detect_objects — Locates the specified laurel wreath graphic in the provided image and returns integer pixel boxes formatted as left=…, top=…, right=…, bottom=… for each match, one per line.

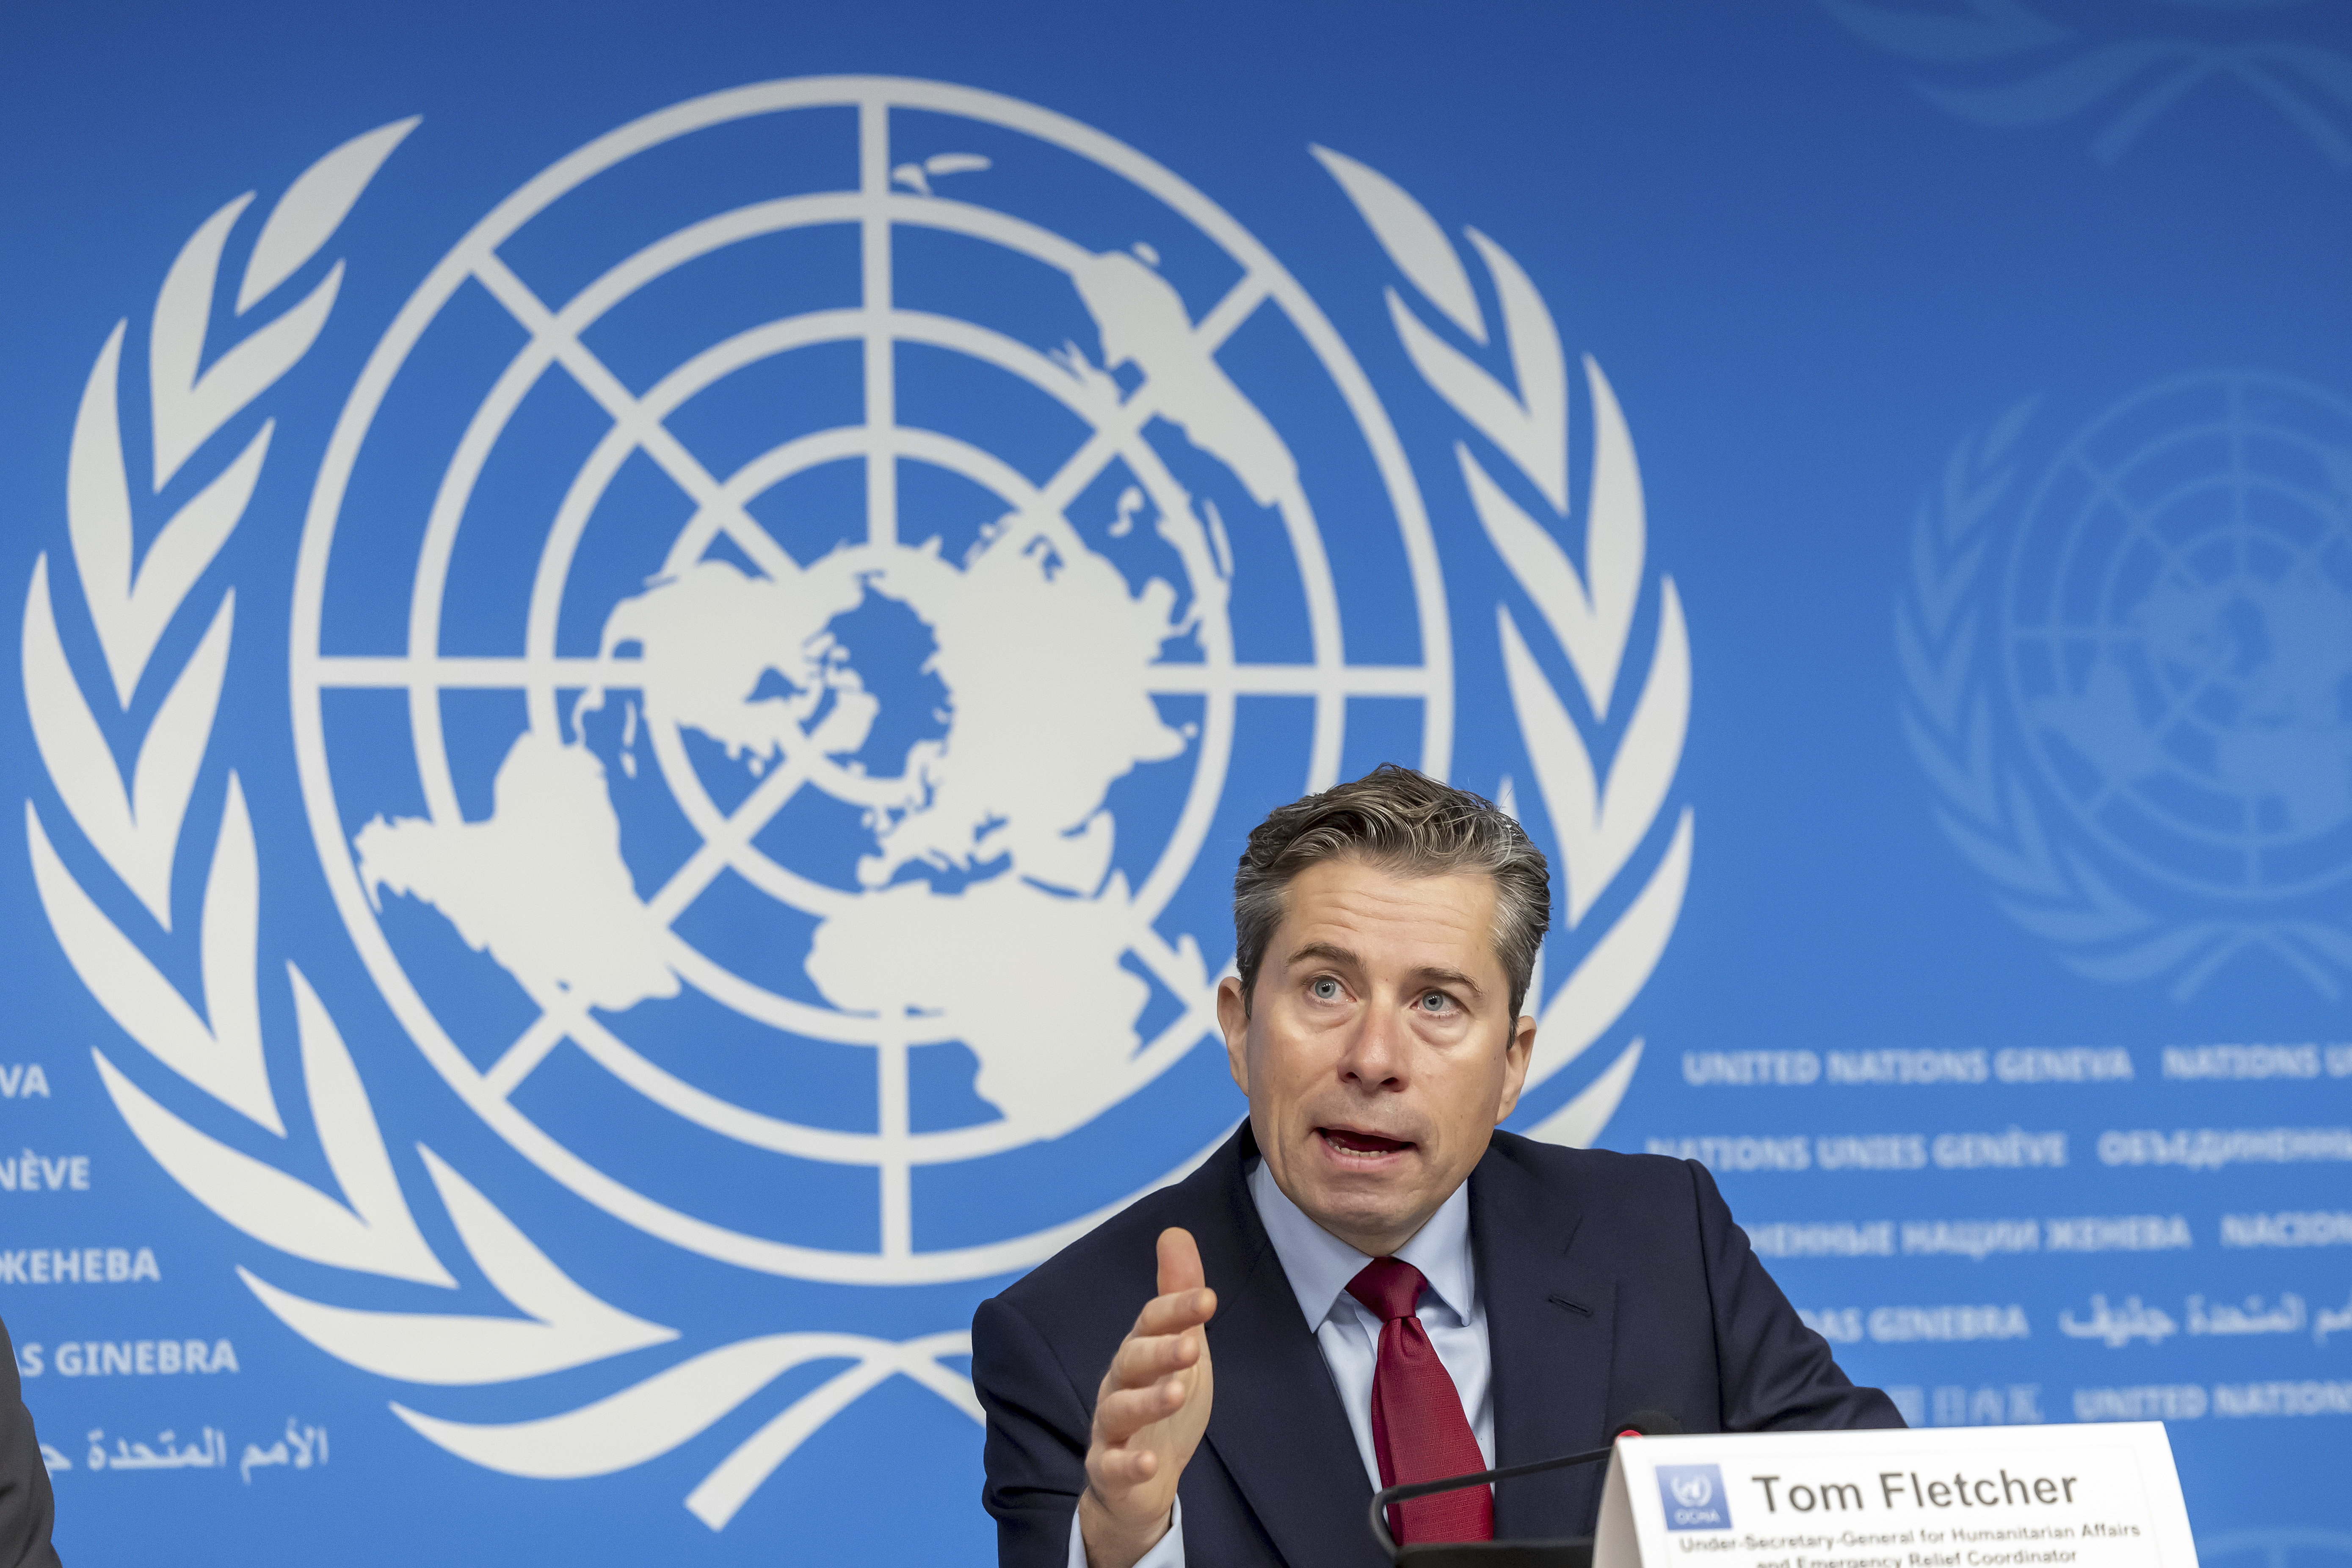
left=1895, top=404, right=2352, bottom=1001
left=1819, top=0, right=2352, bottom=168
left=1317, top=149, right=1695, bottom=1145
left=25, top=119, right=1692, bottom=1534
left=20, top=121, right=979, bottom=1532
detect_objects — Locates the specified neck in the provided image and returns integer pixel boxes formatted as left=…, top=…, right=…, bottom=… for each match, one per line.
left=1323, top=1213, right=1429, bottom=1258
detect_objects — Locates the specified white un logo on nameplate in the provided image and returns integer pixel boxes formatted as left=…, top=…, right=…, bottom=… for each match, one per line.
left=1657, top=1464, right=1732, bottom=1531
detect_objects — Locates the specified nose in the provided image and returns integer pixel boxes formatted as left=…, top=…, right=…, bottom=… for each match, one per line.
left=1337, top=1002, right=1407, bottom=1093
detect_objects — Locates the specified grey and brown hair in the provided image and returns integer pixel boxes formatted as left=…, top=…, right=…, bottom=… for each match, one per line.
left=1232, top=764, right=1551, bottom=1019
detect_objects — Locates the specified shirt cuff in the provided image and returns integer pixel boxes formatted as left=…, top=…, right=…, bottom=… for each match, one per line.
left=1067, top=1496, right=1186, bottom=1568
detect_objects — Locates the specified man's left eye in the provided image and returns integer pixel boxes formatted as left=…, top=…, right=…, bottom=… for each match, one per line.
left=1419, top=992, right=1450, bottom=1011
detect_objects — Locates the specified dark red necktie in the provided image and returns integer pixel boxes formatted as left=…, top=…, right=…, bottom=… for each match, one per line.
left=1347, top=1256, right=1494, bottom=1544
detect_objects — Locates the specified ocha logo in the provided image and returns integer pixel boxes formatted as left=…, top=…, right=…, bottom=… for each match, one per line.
left=22, top=77, right=1691, bottom=1523
left=1899, top=372, right=2352, bottom=1000
left=1658, top=1463, right=1731, bottom=1531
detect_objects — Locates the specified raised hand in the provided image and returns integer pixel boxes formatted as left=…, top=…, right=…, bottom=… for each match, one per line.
left=1078, top=1227, right=1217, bottom=1568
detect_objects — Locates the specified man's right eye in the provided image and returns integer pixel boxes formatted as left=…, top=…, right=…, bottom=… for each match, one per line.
left=1309, top=977, right=1341, bottom=1000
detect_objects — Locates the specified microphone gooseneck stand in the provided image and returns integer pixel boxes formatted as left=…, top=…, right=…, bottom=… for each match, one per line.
left=1367, top=1412, right=1684, bottom=1568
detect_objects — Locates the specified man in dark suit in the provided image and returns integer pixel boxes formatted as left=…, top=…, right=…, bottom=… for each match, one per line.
left=973, top=767, right=1899, bottom=1568
left=0, top=1317, right=61, bottom=1568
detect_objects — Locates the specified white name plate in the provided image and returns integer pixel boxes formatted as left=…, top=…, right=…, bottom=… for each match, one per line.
left=1593, top=1424, right=2195, bottom=1568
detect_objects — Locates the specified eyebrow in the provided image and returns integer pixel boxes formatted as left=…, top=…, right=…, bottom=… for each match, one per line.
left=1284, top=943, right=1487, bottom=999
left=1285, top=941, right=1362, bottom=972
left=1414, top=966, right=1486, bottom=999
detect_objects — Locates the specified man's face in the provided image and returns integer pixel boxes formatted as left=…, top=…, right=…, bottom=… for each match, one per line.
left=1217, top=856, right=1535, bottom=1258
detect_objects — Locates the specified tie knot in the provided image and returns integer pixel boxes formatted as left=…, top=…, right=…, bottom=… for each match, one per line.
left=1347, top=1256, right=1427, bottom=1322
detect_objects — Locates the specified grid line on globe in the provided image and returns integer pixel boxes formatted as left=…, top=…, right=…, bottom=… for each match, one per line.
left=288, top=79, right=1453, bottom=1284
left=2000, top=371, right=2352, bottom=902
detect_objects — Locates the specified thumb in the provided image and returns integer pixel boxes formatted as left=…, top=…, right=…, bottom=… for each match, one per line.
left=1156, top=1226, right=1205, bottom=1298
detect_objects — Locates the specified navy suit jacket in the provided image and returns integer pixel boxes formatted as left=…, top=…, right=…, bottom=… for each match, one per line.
left=0, top=1318, right=58, bottom=1568
left=972, top=1124, right=1902, bottom=1567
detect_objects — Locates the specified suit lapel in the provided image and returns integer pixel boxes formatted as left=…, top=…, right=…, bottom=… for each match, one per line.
left=1198, top=1128, right=1380, bottom=1568
left=1472, top=1141, right=1618, bottom=1540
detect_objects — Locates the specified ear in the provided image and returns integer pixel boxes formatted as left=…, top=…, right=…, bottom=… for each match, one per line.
left=1217, top=974, right=1251, bottom=1093
left=1493, top=1009, right=1537, bottom=1124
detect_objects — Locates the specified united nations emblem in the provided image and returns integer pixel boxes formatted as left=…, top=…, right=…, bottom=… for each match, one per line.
left=23, top=77, right=1689, bottom=1526
left=1900, top=373, right=2352, bottom=997
left=297, top=76, right=1456, bottom=1286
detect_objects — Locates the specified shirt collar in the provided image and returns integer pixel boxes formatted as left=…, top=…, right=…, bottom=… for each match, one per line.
left=1247, top=1155, right=1477, bottom=1331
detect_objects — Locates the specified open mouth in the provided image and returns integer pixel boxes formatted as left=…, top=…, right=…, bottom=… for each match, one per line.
left=1320, top=1126, right=1413, bottom=1157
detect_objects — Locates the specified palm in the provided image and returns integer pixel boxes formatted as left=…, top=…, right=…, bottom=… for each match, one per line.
left=1080, top=1227, right=1217, bottom=1568
left=1123, top=1288, right=1213, bottom=1511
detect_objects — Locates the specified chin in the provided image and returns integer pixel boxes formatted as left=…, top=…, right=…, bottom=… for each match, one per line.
left=1297, top=1182, right=1410, bottom=1237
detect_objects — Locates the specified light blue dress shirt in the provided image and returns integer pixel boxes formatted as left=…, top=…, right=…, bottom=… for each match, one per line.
left=1066, top=1160, right=1493, bottom=1568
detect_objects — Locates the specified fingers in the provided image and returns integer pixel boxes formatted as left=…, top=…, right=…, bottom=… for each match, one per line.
left=1111, top=1325, right=1201, bottom=1387
left=1094, top=1372, right=1199, bottom=1445
left=1155, top=1227, right=1205, bottom=1298
left=1126, top=1284, right=1216, bottom=1342
left=1089, top=1443, right=1161, bottom=1488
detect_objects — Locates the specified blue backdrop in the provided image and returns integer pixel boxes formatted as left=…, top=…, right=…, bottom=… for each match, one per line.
left=3, top=3, right=2349, bottom=1563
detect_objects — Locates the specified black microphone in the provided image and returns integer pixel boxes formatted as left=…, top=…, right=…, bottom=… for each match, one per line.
left=1368, top=1411, right=1686, bottom=1566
